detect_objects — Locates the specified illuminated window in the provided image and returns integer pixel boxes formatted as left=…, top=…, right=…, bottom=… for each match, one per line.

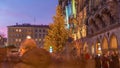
left=110, top=35, right=118, bottom=49
left=16, top=39, right=18, bottom=42
left=102, top=37, right=108, bottom=49
left=26, top=35, right=31, bottom=39
left=35, top=39, right=38, bottom=41
left=16, top=29, right=19, bottom=32
left=19, top=29, right=22, bottom=32
left=19, top=39, right=21, bottom=42
left=39, top=39, right=41, bottom=41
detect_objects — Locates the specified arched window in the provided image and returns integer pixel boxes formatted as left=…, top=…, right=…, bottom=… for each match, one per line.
left=110, top=34, right=118, bottom=49
left=102, top=37, right=108, bottom=49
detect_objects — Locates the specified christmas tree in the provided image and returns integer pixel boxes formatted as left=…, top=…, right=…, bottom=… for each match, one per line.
left=44, top=5, right=69, bottom=53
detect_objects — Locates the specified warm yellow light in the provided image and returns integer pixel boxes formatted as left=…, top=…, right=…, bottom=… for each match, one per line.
left=26, top=35, right=31, bottom=39
left=98, top=54, right=101, bottom=56
left=19, top=48, right=26, bottom=56
left=16, top=39, right=18, bottom=42
left=98, top=43, right=100, bottom=45
left=16, top=29, right=19, bottom=32
left=19, top=29, right=22, bottom=32
left=19, top=39, right=21, bottom=42
left=98, top=47, right=101, bottom=50
left=39, top=39, right=41, bottom=41
left=35, top=39, right=38, bottom=41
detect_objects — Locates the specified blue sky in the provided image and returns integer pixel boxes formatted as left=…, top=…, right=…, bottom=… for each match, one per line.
left=0, top=0, right=58, bottom=36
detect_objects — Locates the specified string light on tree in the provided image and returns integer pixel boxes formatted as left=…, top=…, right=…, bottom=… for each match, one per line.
left=49, top=46, right=53, bottom=53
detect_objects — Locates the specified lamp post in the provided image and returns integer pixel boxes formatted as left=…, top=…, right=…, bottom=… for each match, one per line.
left=26, top=35, right=31, bottom=39
left=97, top=42, right=102, bottom=56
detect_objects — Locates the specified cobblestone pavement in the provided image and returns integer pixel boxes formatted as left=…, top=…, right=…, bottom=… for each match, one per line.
left=0, top=59, right=95, bottom=68
left=49, top=59, right=95, bottom=68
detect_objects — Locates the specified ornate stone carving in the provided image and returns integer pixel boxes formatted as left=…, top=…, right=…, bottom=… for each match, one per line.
left=107, top=0, right=119, bottom=22
left=94, top=13, right=104, bottom=29
left=88, top=17, right=98, bottom=33
left=87, top=27, right=94, bottom=35
left=100, top=7, right=111, bottom=26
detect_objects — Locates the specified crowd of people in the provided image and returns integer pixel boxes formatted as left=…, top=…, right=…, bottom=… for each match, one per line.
left=1, top=38, right=120, bottom=68
left=94, top=51, right=119, bottom=68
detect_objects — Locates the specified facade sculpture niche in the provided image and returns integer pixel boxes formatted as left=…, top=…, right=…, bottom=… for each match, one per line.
left=100, top=7, right=111, bottom=26
left=107, top=0, right=119, bottom=22
left=94, top=13, right=104, bottom=29
left=88, top=17, right=98, bottom=34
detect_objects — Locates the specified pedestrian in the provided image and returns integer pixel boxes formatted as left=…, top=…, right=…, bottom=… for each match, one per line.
left=101, top=54, right=109, bottom=68
left=108, top=51, right=114, bottom=68
left=112, top=51, right=119, bottom=68
left=95, top=55, right=101, bottom=68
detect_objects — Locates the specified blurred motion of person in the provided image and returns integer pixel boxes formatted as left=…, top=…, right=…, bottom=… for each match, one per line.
left=95, top=55, right=101, bottom=68
left=19, top=38, right=37, bottom=56
left=101, top=54, right=109, bottom=68
left=14, top=38, right=51, bottom=68
left=113, top=51, right=119, bottom=68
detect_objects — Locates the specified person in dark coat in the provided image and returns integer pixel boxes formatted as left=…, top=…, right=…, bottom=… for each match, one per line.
left=108, top=54, right=114, bottom=68
left=101, top=54, right=109, bottom=68
left=112, top=51, right=119, bottom=68
left=95, top=55, right=101, bottom=68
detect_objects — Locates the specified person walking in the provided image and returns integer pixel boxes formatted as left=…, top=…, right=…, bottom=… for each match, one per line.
left=101, top=54, right=109, bottom=68
left=108, top=53, right=114, bottom=68
left=95, top=55, right=101, bottom=68
left=112, top=51, right=119, bottom=68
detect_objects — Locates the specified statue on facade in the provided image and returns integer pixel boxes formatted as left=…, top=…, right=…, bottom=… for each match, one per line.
left=88, top=17, right=99, bottom=33
left=107, top=0, right=119, bottom=23
left=94, top=13, right=104, bottom=29
left=100, top=7, right=111, bottom=26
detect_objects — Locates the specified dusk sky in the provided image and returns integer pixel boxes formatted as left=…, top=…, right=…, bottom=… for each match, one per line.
left=0, top=0, right=58, bottom=36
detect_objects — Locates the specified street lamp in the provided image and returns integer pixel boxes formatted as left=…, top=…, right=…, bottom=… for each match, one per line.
left=26, top=35, right=31, bottom=39
left=97, top=42, right=102, bottom=56
left=98, top=43, right=101, bottom=50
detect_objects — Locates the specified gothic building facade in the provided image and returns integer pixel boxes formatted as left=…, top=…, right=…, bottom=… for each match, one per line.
left=59, top=0, right=120, bottom=55
left=84, top=0, right=120, bottom=55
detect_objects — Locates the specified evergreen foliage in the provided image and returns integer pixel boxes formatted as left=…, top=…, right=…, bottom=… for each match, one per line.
left=44, top=5, right=69, bottom=53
